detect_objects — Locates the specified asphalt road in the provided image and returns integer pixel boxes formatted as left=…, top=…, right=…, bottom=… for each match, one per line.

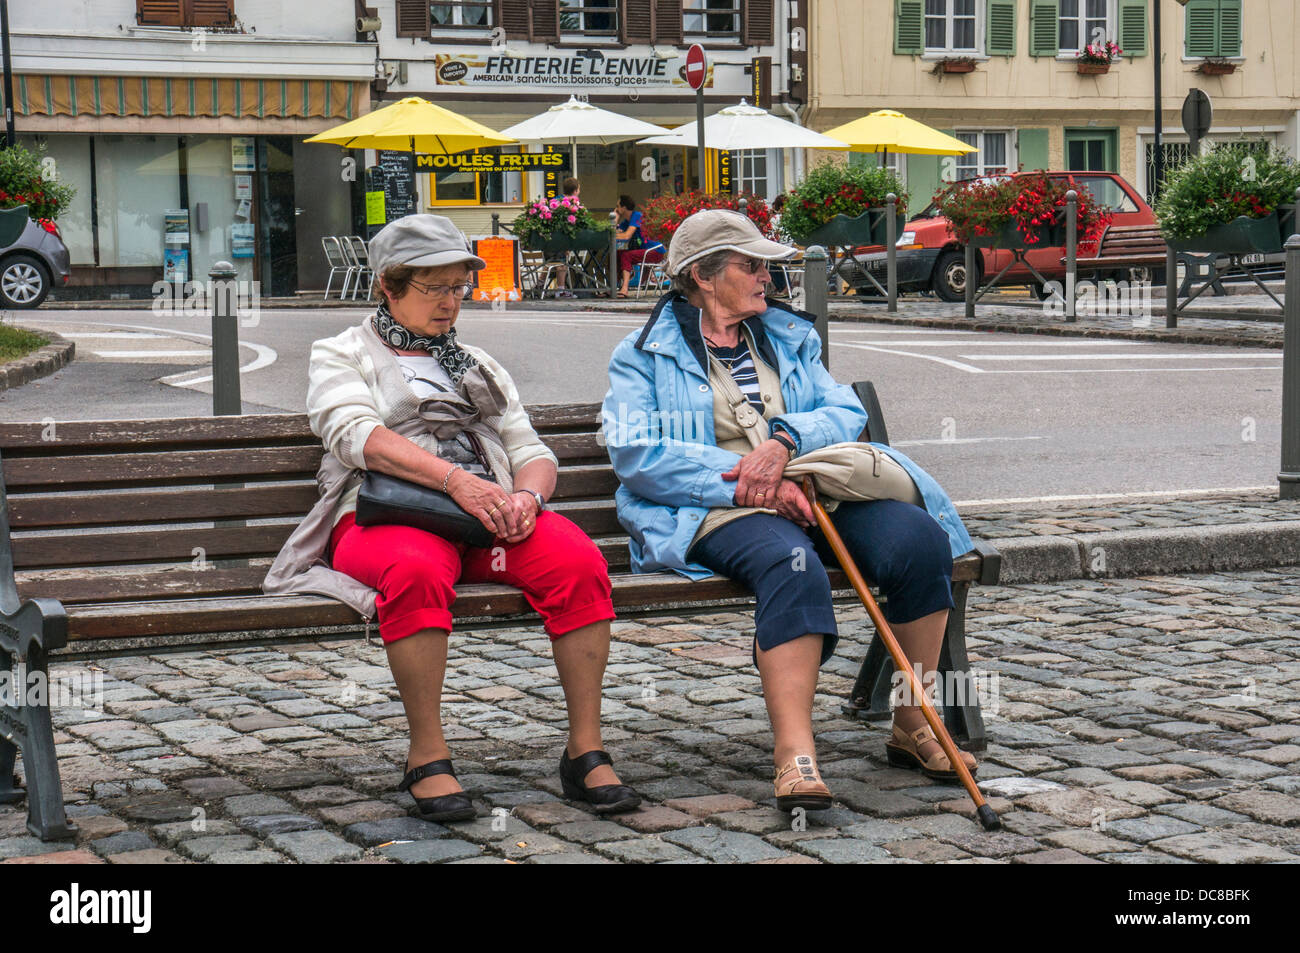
left=3, top=305, right=1284, bottom=504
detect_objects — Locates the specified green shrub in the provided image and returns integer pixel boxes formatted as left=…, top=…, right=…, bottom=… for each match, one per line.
left=0, top=143, right=76, bottom=223
left=779, top=160, right=908, bottom=243
left=1155, top=144, right=1300, bottom=240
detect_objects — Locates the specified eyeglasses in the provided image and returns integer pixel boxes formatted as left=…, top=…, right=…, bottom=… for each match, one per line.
left=728, top=256, right=769, bottom=275
left=407, top=278, right=473, bottom=299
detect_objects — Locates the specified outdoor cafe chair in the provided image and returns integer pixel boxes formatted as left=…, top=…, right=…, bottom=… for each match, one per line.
left=341, top=236, right=373, bottom=300
left=321, top=236, right=354, bottom=299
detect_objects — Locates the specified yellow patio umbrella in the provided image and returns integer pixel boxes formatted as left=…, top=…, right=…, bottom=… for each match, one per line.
left=820, top=109, right=976, bottom=166
left=304, top=96, right=515, bottom=154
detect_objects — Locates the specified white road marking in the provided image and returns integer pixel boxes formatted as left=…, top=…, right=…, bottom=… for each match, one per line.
left=90, top=350, right=211, bottom=358
left=954, top=486, right=1276, bottom=508
left=835, top=342, right=984, bottom=373
left=893, top=436, right=1046, bottom=447
left=834, top=339, right=1147, bottom=347
left=981, top=365, right=1281, bottom=374
left=58, top=331, right=171, bottom=339
left=966, top=353, right=1281, bottom=361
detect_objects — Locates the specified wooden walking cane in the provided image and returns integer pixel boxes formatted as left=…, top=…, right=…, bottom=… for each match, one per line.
left=801, top=478, right=1000, bottom=831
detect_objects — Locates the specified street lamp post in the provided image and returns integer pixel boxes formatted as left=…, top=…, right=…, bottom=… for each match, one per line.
left=1152, top=0, right=1163, bottom=202
left=1, top=0, right=15, bottom=148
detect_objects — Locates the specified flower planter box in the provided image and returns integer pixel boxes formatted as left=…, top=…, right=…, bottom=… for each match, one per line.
left=1197, top=61, right=1237, bottom=76
left=524, top=228, right=613, bottom=256
left=1076, top=62, right=1110, bottom=75
left=796, top=207, right=908, bottom=249
left=0, top=204, right=29, bottom=248
left=968, top=220, right=1066, bottom=250
left=940, top=60, right=976, bottom=74
left=1164, top=208, right=1296, bottom=256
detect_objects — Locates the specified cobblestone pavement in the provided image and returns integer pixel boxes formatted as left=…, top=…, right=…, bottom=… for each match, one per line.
left=4, top=566, right=1298, bottom=865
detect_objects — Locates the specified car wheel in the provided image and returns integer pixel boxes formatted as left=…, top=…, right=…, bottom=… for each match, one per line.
left=0, top=254, right=51, bottom=308
left=932, top=249, right=976, bottom=302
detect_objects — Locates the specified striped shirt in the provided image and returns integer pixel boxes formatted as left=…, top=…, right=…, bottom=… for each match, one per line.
left=707, top=337, right=765, bottom=417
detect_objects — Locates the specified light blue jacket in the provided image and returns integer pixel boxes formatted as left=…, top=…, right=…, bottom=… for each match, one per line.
left=602, top=294, right=974, bottom=579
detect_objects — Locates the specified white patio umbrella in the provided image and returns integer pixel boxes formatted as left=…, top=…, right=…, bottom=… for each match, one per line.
left=638, top=100, right=849, bottom=151
left=500, top=96, right=673, bottom=170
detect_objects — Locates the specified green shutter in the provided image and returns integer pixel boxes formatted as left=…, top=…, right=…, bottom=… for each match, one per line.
left=907, top=153, right=942, bottom=213
left=1117, top=0, right=1147, bottom=56
left=1185, top=0, right=1219, bottom=57
left=986, top=0, right=1017, bottom=56
left=894, top=0, right=924, bottom=55
left=1218, top=0, right=1242, bottom=57
left=1017, top=129, right=1050, bottom=173
left=1029, top=0, right=1059, bottom=57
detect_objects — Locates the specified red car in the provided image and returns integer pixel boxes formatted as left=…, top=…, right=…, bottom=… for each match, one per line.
left=841, top=171, right=1155, bottom=301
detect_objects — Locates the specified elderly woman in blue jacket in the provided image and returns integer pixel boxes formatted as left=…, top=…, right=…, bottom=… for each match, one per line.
left=603, top=209, right=978, bottom=811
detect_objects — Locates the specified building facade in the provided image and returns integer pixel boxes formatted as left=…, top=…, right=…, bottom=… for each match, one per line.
left=808, top=0, right=1300, bottom=214
left=9, top=1, right=375, bottom=297
left=369, top=0, right=799, bottom=236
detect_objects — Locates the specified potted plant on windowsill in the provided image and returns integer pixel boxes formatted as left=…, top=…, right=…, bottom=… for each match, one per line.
left=936, top=171, right=1110, bottom=250
left=1156, top=144, right=1300, bottom=254
left=1197, top=57, right=1237, bottom=76
left=778, top=160, right=908, bottom=248
left=933, top=56, right=977, bottom=74
left=510, top=194, right=611, bottom=255
left=1075, top=41, right=1120, bottom=74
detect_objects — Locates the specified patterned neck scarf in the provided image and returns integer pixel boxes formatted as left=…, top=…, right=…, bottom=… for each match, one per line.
left=373, top=298, right=479, bottom=385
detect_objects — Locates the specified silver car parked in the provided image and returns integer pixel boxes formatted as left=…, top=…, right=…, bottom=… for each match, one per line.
left=1, top=218, right=70, bottom=309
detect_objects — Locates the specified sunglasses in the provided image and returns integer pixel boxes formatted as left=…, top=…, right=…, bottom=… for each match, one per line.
left=728, top=256, right=769, bottom=275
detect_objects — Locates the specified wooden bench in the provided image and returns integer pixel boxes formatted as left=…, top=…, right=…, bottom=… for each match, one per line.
left=0, top=382, right=1000, bottom=840
left=1066, top=223, right=1169, bottom=281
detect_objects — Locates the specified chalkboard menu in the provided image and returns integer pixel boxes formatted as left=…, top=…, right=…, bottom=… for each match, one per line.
left=377, top=150, right=417, bottom=221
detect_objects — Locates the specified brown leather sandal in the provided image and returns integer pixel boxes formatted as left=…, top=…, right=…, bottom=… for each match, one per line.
left=774, top=754, right=833, bottom=812
left=886, top=722, right=978, bottom=783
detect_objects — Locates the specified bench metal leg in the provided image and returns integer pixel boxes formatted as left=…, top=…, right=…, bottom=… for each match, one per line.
left=0, top=637, right=75, bottom=841
left=840, top=580, right=986, bottom=751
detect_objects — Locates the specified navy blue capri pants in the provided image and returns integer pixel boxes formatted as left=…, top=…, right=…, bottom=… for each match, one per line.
left=687, top=499, right=954, bottom=665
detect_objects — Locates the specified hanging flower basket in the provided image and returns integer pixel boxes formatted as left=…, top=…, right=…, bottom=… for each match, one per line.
left=936, top=171, right=1110, bottom=249
left=800, top=207, right=908, bottom=249
left=1076, top=62, right=1110, bottom=75
left=967, top=218, right=1066, bottom=250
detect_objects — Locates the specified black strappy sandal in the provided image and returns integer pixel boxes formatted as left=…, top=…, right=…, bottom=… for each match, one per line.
left=398, top=759, right=476, bottom=823
left=559, top=749, right=641, bottom=815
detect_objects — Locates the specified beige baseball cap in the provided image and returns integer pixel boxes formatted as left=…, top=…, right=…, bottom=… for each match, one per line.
left=368, top=214, right=486, bottom=274
left=666, top=208, right=795, bottom=277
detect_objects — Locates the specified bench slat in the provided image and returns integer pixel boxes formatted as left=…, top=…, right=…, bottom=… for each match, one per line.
left=2, top=447, right=323, bottom=488
left=7, top=484, right=321, bottom=529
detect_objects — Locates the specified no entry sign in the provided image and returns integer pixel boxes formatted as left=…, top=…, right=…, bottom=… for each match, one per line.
left=685, top=44, right=707, bottom=91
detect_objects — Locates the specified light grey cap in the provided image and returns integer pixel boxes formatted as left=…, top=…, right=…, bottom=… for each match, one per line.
left=368, top=214, right=486, bottom=274
left=666, top=208, right=795, bottom=277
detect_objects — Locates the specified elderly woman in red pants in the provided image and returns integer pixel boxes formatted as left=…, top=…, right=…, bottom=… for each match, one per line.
left=265, top=214, right=640, bottom=822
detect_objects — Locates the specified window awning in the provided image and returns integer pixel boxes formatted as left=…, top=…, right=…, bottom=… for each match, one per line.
left=8, top=75, right=363, bottom=120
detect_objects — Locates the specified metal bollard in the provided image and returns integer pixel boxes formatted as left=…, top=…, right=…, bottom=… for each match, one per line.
left=608, top=209, right=619, bottom=300
left=803, top=245, right=830, bottom=369
left=491, top=212, right=500, bottom=236
left=1065, top=190, right=1077, bottom=323
left=964, top=242, right=975, bottom=319
left=886, top=193, right=898, bottom=313
left=1280, top=233, right=1300, bottom=499
left=738, top=196, right=748, bottom=214
left=209, top=260, right=241, bottom=416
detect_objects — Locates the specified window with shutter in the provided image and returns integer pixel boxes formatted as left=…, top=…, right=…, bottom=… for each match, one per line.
left=498, top=0, right=532, bottom=38
left=137, top=0, right=185, bottom=25
left=1218, top=0, right=1241, bottom=57
left=1028, top=0, right=1059, bottom=56
left=531, top=0, right=560, bottom=41
left=894, top=0, right=923, bottom=55
left=742, top=0, right=774, bottom=46
left=654, top=0, right=683, bottom=43
left=394, top=0, right=431, bottom=36
left=1184, top=0, right=1218, bottom=57
left=986, top=0, right=1017, bottom=56
left=1117, top=0, right=1147, bottom=56
left=188, top=0, right=234, bottom=26
left=622, top=0, right=654, bottom=42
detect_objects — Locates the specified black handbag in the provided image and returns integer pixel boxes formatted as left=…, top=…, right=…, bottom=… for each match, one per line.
left=355, top=471, right=495, bottom=548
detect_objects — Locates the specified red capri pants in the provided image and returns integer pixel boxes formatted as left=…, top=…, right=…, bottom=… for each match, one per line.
left=328, top=510, right=615, bottom=644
